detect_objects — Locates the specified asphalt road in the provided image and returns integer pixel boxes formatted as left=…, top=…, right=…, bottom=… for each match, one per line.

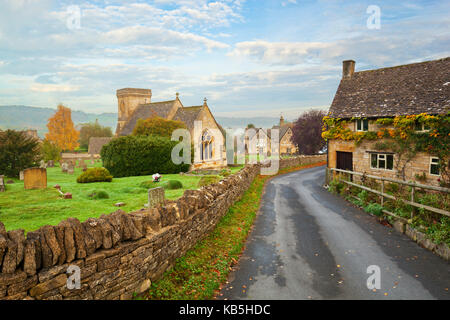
left=219, top=165, right=450, bottom=300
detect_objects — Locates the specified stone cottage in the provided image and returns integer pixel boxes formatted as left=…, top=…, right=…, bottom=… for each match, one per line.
left=326, top=57, right=450, bottom=186
left=115, top=88, right=227, bottom=169
left=245, top=116, right=298, bottom=156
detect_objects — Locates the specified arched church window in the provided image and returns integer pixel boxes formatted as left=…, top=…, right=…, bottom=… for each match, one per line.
left=201, top=130, right=213, bottom=161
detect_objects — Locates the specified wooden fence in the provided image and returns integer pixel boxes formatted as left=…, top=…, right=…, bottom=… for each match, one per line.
left=328, top=168, right=450, bottom=222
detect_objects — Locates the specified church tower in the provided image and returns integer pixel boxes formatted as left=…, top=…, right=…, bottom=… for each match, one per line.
left=116, top=88, right=152, bottom=135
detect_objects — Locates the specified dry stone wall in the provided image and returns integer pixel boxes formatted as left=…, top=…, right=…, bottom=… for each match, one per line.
left=0, top=155, right=325, bottom=300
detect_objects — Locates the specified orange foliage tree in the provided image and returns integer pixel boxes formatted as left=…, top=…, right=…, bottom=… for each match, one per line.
left=45, top=104, right=80, bottom=151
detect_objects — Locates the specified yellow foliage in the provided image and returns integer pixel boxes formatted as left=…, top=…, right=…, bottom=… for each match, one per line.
left=45, top=104, right=80, bottom=151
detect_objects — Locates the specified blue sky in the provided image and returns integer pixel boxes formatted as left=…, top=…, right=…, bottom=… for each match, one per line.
left=0, top=0, right=448, bottom=119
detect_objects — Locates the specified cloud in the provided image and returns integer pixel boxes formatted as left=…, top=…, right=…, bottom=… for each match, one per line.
left=30, top=83, right=80, bottom=93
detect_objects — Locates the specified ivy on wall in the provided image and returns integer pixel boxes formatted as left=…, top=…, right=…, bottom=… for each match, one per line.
left=322, top=113, right=450, bottom=186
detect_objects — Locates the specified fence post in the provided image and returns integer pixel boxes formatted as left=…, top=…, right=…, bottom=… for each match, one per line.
left=411, top=185, right=415, bottom=219
left=381, top=179, right=384, bottom=207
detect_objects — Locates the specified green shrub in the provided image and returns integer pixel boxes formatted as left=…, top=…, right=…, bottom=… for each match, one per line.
left=197, top=175, right=221, bottom=188
left=77, top=167, right=113, bottom=183
left=364, top=202, right=383, bottom=217
left=163, top=180, right=183, bottom=190
left=86, top=189, right=110, bottom=200
left=101, top=135, right=191, bottom=178
left=220, top=168, right=232, bottom=177
left=328, top=178, right=344, bottom=194
left=139, top=180, right=160, bottom=189
left=357, top=190, right=369, bottom=204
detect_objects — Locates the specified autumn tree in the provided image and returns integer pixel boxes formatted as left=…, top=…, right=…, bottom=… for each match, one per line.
left=0, top=130, right=41, bottom=177
left=132, top=116, right=187, bottom=138
left=45, top=104, right=80, bottom=151
left=79, top=120, right=113, bottom=149
left=292, top=109, right=327, bottom=155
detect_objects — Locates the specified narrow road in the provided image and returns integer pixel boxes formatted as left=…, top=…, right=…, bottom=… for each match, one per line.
left=220, top=165, right=450, bottom=300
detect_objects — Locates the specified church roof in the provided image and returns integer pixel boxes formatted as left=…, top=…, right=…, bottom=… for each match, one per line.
left=329, top=57, right=450, bottom=118
left=88, top=137, right=113, bottom=155
left=119, top=100, right=177, bottom=136
left=173, top=106, right=203, bottom=131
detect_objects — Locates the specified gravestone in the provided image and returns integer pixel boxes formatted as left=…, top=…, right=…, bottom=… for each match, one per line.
left=148, top=187, right=165, bottom=208
left=79, top=159, right=86, bottom=169
left=39, top=160, right=47, bottom=169
left=24, top=168, right=47, bottom=190
left=61, top=162, right=68, bottom=173
left=47, top=160, right=54, bottom=167
left=67, top=165, right=74, bottom=175
left=19, top=171, right=24, bottom=181
left=0, top=175, right=5, bottom=192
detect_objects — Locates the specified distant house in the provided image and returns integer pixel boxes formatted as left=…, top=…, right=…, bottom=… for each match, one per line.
left=115, top=88, right=226, bottom=169
left=88, top=137, right=113, bottom=157
left=326, top=57, right=450, bottom=186
left=245, top=116, right=298, bottom=156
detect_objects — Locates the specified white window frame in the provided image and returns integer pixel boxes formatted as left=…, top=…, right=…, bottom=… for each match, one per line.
left=370, top=153, right=394, bottom=171
left=429, top=157, right=440, bottom=176
left=415, top=122, right=430, bottom=132
left=356, top=119, right=369, bottom=132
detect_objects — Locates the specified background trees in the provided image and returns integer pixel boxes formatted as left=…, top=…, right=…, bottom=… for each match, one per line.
left=0, top=130, right=41, bottom=177
left=292, top=109, right=327, bottom=155
left=79, top=120, right=113, bottom=149
left=40, top=139, right=62, bottom=162
left=45, top=104, right=79, bottom=151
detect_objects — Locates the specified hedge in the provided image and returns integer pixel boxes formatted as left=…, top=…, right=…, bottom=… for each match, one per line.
left=100, top=135, right=191, bottom=178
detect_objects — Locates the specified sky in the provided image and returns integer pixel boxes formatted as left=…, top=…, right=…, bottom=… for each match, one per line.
left=0, top=0, right=449, bottom=119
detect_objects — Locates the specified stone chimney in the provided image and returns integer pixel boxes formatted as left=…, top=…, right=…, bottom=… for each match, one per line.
left=342, top=60, right=355, bottom=79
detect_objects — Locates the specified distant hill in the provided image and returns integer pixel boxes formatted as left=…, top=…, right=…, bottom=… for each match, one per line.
left=0, top=105, right=287, bottom=138
left=0, top=105, right=117, bottom=138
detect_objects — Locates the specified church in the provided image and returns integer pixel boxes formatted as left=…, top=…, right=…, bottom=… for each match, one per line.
left=115, top=88, right=227, bottom=170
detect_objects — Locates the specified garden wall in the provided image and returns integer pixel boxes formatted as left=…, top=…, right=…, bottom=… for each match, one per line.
left=0, top=155, right=325, bottom=300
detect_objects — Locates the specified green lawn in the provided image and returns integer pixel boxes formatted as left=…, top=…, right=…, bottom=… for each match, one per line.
left=0, top=163, right=242, bottom=233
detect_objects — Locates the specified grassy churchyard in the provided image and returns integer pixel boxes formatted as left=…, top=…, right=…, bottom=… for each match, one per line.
left=0, top=162, right=243, bottom=233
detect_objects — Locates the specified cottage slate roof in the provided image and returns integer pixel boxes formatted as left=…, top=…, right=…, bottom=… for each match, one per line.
left=88, top=137, right=113, bottom=155
left=329, top=57, right=450, bottom=118
left=119, top=100, right=177, bottom=136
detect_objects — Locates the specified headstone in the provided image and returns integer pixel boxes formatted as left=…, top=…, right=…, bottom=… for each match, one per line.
left=23, top=168, right=47, bottom=190
left=47, top=160, right=54, bottom=167
left=78, top=159, right=86, bottom=169
left=39, top=160, right=47, bottom=169
left=67, top=165, right=74, bottom=175
left=19, top=171, right=24, bottom=181
left=148, top=187, right=165, bottom=208
left=0, top=175, right=5, bottom=192
left=61, top=162, right=68, bottom=173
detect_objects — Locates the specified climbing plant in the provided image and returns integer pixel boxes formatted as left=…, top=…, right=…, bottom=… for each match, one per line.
left=322, top=113, right=450, bottom=186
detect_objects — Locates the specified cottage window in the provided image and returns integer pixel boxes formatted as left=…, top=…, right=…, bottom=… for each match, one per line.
left=356, top=119, right=369, bottom=132
left=370, top=153, right=393, bottom=170
left=430, top=157, right=440, bottom=176
left=415, top=122, right=430, bottom=132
